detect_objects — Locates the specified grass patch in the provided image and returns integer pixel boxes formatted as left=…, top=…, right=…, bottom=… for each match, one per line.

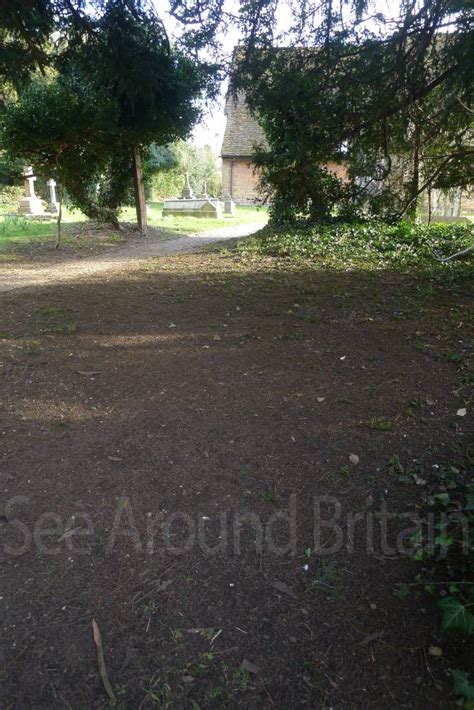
left=0, top=203, right=267, bottom=253
left=34, top=305, right=77, bottom=335
left=120, top=202, right=268, bottom=235
left=361, top=417, right=395, bottom=431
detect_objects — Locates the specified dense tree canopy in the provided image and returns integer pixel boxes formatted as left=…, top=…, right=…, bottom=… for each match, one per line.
left=1, top=0, right=472, bottom=226
left=231, top=0, right=473, bottom=222
left=0, top=0, right=219, bottom=228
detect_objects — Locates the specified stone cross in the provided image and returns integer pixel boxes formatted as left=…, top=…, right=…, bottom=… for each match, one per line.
left=181, top=171, right=194, bottom=199
left=47, top=179, right=59, bottom=214
left=18, top=166, right=44, bottom=215
left=23, top=166, right=37, bottom=198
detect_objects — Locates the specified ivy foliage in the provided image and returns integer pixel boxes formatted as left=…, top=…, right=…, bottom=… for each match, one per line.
left=238, top=221, right=474, bottom=272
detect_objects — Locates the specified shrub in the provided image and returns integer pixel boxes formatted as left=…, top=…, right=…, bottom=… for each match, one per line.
left=0, top=185, right=23, bottom=208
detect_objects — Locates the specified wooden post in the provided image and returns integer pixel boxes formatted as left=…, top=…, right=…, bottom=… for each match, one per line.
left=132, top=146, right=147, bottom=234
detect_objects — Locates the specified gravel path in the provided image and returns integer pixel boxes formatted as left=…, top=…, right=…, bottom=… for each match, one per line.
left=0, top=222, right=262, bottom=293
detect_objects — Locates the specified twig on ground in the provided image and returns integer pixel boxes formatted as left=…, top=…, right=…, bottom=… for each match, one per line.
left=92, top=618, right=117, bottom=706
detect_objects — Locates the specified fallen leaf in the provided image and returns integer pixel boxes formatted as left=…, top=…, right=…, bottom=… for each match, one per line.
left=242, top=658, right=260, bottom=674
left=108, top=456, right=122, bottom=462
left=428, top=645, right=443, bottom=657
left=317, top=397, right=326, bottom=403
left=77, top=370, right=101, bottom=377
left=359, top=630, right=384, bottom=646
left=457, top=408, right=467, bottom=417
left=272, top=580, right=298, bottom=599
left=349, top=454, right=359, bottom=465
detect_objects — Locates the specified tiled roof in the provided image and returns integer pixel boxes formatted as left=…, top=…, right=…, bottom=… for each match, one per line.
left=221, top=92, right=268, bottom=158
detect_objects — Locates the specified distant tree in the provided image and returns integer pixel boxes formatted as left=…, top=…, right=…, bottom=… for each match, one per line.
left=151, top=141, right=222, bottom=199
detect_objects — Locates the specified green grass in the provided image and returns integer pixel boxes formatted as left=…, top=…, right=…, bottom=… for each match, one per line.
left=0, top=202, right=268, bottom=253
left=120, top=201, right=268, bottom=234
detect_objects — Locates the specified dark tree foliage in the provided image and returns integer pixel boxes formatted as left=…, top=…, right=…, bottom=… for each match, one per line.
left=0, top=0, right=219, bottom=227
left=232, top=0, right=474, bottom=223
left=0, top=0, right=54, bottom=92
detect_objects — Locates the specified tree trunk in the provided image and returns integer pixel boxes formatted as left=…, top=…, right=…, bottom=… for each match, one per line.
left=407, top=122, right=420, bottom=221
left=453, top=187, right=462, bottom=218
left=55, top=196, right=62, bottom=249
left=132, top=146, right=147, bottom=235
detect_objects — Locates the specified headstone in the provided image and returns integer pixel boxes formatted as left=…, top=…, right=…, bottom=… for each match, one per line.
left=181, top=172, right=194, bottom=199
left=47, top=179, right=59, bottom=214
left=223, top=192, right=236, bottom=215
left=162, top=197, right=223, bottom=219
left=18, top=166, right=44, bottom=215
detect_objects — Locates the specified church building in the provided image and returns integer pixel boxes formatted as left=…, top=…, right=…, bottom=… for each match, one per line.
left=220, top=93, right=267, bottom=204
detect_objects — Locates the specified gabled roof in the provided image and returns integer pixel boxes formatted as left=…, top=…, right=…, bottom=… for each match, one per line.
left=221, top=91, right=267, bottom=158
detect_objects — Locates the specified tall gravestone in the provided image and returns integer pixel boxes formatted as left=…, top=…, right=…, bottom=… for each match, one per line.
left=181, top=171, right=194, bottom=199
left=18, top=167, right=44, bottom=215
left=47, top=179, right=59, bottom=214
left=223, top=192, right=236, bottom=215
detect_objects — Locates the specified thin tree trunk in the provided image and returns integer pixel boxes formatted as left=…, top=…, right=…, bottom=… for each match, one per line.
left=407, top=122, right=420, bottom=221
left=55, top=198, right=62, bottom=249
left=132, top=146, right=147, bottom=235
left=427, top=187, right=432, bottom=224
left=453, top=187, right=462, bottom=218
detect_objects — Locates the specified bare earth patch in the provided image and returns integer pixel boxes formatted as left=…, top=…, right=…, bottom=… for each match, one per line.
left=0, top=246, right=472, bottom=707
left=0, top=222, right=263, bottom=293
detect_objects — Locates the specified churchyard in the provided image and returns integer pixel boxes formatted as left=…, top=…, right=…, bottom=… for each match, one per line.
left=1, top=0, right=472, bottom=706
left=1, top=219, right=472, bottom=707
left=0, top=202, right=267, bottom=258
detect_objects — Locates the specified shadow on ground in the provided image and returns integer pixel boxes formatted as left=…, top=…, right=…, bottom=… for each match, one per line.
left=0, top=250, right=472, bottom=707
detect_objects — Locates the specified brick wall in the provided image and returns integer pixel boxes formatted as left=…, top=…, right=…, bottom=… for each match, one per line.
left=326, top=161, right=349, bottom=183
left=222, top=158, right=349, bottom=204
left=222, top=158, right=261, bottom=204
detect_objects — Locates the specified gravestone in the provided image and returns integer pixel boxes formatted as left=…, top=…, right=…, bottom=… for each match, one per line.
left=162, top=197, right=223, bottom=219
left=47, top=179, right=59, bottom=214
left=18, top=166, right=44, bottom=215
left=223, top=193, right=236, bottom=215
left=162, top=173, right=224, bottom=219
left=181, top=172, right=194, bottom=199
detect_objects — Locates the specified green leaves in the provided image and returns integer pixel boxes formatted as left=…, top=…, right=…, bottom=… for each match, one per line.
left=243, top=222, right=473, bottom=271
left=452, top=669, right=474, bottom=707
left=1, top=1, right=218, bottom=226
left=438, top=597, right=474, bottom=635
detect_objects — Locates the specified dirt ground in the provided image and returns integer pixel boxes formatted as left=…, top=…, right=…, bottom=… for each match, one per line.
left=0, top=243, right=472, bottom=708
left=0, top=222, right=263, bottom=293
